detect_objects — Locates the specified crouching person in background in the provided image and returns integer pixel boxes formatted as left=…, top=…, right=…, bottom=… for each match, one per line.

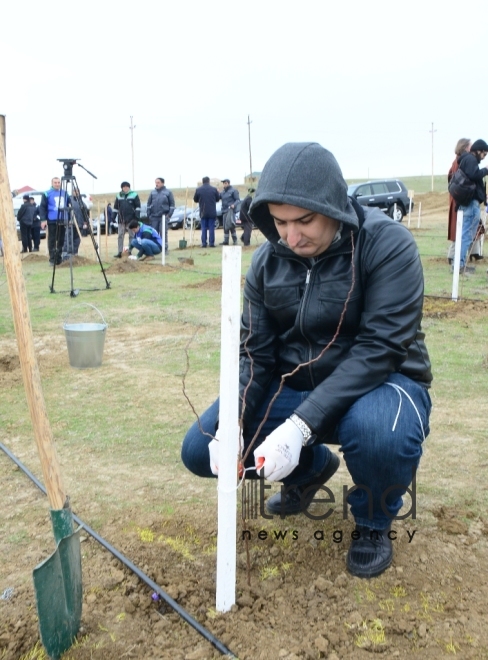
left=126, top=219, right=162, bottom=261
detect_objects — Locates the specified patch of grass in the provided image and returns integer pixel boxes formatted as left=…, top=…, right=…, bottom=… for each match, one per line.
left=355, top=618, right=387, bottom=649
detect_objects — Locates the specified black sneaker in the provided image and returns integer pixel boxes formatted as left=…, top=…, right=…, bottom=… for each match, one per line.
left=346, top=525, right=393, bottom=578
left=114, top=252, right=122, bottom=258
left=265, top=452, right=340, bottom=516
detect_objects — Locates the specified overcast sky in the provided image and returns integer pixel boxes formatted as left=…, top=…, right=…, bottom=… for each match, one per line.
left=2, top=0, right=486, bottom=196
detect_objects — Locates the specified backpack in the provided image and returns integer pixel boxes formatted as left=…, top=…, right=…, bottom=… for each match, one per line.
left=448, top=168, right=476, bottom=206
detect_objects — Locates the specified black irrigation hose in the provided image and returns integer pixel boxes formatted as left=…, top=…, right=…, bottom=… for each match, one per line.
left=0, top=442, right=237, bottom=659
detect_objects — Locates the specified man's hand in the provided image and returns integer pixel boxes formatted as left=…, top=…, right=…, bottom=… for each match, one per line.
left=253, top=419, right=303, bottom=481
left=209, top=427, right=244, bottom=476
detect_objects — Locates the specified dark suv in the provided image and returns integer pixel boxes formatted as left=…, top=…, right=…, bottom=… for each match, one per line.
left=347, top=179, right=413, bottom=222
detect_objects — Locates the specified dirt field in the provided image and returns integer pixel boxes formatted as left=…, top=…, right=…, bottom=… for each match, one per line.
left=1, top=209, right=488, bottom=659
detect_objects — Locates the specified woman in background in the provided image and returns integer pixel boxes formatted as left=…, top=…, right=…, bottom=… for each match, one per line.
left=447, top=138, right=484, bottom=264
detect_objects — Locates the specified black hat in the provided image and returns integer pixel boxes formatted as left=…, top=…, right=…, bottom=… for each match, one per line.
left=120, top=181, right=131, bottom=188
left=221, top=178, right=230, bottom=184
left=470, top=139, right=488, bottom=152
left=23, top=194, right=30, bottom=200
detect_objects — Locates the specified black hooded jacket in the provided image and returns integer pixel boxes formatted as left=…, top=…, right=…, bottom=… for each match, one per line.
left=457, top=151, right=488, bottom=204
left=240, top=142, right=432, bottom=439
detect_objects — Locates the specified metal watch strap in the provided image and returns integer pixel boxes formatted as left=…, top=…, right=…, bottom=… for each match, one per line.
left=289, top=414, right=313, bottom=446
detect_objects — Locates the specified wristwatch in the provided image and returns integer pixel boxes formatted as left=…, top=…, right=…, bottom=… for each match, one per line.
left=289, top=414, right=315, bottom=447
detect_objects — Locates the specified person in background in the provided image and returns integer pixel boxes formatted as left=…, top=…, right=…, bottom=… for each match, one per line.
left=239, top=187, right=255, bottom=246
left=219, top=179, right=240, bottom=245
left=62, top=189, right=87, bottom=259
left=193, top=176, right=220, bottom=248
left=17, top=194, right=35, bottom=253
left=182, top=142, right=432, bottom=579
left=106, top=202, right=113, bottom=233
left=446, top=138, right=484, bottom=265
left=447, top=138, right=471, bottom=264
left=29, top=196, right=41, bottom=252
left=455, top=139, right=488, bottom=273
left=39, top=177, right=70, bottom=265
left=147, top=177, right=175, bottom=255
left=113, top=181, right=141, bottom=258
left=126, top=219, right=162, bottom=261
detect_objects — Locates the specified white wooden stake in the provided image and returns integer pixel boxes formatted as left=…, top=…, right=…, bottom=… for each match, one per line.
left=216, top=246, right=241, bottom=613
left=161, top=214, right=166, bottom=265
left=480, top=208, right=487, bottom=257
left=417, top=202, right=422, bottom=229
left=452, top=209, right=463, bottom=301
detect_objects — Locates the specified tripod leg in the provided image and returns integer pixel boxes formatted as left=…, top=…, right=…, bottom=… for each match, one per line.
left=71, top=178, right=111, bottom=290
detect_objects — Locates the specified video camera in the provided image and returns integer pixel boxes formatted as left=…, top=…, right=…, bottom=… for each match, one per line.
left=57, top=158, right=79, bottom=178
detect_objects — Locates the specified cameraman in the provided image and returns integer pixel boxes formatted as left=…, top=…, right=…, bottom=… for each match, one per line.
left=39, top=177, right=70, bottom=265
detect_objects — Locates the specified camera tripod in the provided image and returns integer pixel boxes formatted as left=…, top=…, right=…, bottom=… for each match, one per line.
left=49, top=159, right=110, bottom=296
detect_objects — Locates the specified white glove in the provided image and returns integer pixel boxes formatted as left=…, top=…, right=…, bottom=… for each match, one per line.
left=209, top=437, right=220, bottom=475
left=253, top=419, right=303, bottom=482
left=208, top=427, right=244, bottom=476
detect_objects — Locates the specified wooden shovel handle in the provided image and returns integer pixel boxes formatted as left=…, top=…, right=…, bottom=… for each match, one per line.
left=0, top=136, right=66, bottom=509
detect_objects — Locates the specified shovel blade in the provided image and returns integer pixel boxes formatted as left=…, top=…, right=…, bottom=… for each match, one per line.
left=33, top=529, right=82, bottom=660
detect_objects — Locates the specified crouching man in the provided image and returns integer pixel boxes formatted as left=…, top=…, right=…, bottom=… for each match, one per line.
left=181, top=142, right=432, bottom=578
left=126, top=219, right=162, bottom=261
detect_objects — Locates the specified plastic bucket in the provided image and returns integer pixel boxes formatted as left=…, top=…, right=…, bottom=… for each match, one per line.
left=63, top=304, right=107, bottom=369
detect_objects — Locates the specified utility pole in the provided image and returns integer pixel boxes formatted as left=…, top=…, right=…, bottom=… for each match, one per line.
left=247, top=115, right=253, bottom=186
left=429, top=122, right=437, bottom=192
left=129, top=116, right=136, bottom=188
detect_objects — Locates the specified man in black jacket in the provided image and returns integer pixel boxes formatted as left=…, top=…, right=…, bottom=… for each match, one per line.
left=113, top=182, right=141, bottom=258
left=194, top=177, right=220, bottom=247
left=17, top=194, right=36, bottom=253
left=147, top=177, right=175, bottom=254
left=239, top=187, right=255, bottom=246
left=457, top=139, right=488, bottom=271
left=219, top=179, right=240, bottom=245
left=182, top=142, right=432, bottom=578
left=29, top=197, right=41, bottom=252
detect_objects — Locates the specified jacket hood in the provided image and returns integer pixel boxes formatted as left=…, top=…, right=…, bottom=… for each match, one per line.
left=250, top=142, right=359, bottom=243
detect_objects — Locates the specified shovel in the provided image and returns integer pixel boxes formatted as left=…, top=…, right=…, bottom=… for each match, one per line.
left=0, top=127, right=82, bottom=658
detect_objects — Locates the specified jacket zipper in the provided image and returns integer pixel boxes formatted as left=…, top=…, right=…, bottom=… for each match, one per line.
left=298, top=266, right=316, bottom=388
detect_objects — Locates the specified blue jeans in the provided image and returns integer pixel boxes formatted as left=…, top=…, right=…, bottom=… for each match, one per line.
left=200, top=218, right=215, bottom=247
left=459, top=199, right=480, bottom=267
left=130, top=238, right=162, bottom=257
left=181, top=373, right=431, bottom=529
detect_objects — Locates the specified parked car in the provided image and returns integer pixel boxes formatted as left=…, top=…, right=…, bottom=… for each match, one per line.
left=92, top=213, right=116, bottom=235
left=347, top=179, right=413, bottom=222
left=169, top=206, right=192, bottom=230
left=92, top=202, right=149, bottom=234
left=13, top=190, right=92, bottom=217
left=13, top=191, right=44, bottom=215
